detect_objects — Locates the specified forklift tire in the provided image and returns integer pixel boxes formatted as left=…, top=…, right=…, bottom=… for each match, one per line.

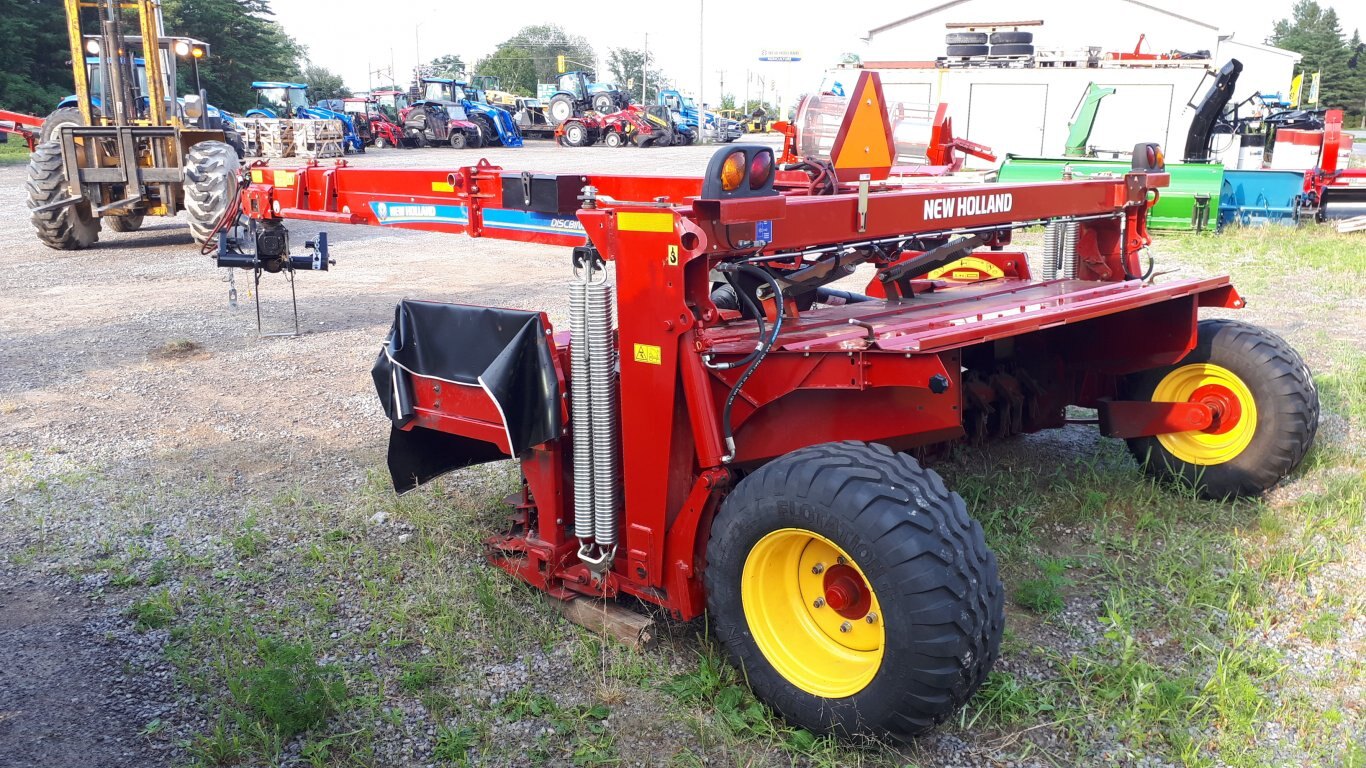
left=1123, top=319, right=1318, bottom=499
left=472, top=115, right=500, bottom=147
left=449, top=131, right=467, bottom=149
left=990, top=44, right=1035, bottom=56
left=989, top=31, right=1033, bottom=45
left=705, top=441, right=1003, bottom=738
left=106, top=213, right=144, bottom=233
left=946, top=44, right=990, bottom=57
left=183, top=140, right=241, bottom=246
left=945, top=32, right=988, bottom=45
left=604, top=130, right=624, bottom=148
left=40, top=106, right=85, bottom=145
left=26, top=141, right=100, bottom=251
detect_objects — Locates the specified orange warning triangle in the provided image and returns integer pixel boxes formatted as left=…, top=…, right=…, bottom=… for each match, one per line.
left=830, top=71, right=895, bottom=181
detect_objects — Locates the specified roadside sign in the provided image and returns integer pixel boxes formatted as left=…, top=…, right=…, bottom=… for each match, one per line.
left=759, top=49, right=802, bottom=62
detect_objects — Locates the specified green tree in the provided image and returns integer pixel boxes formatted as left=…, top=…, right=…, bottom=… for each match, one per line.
left=0, top=0, right=75, bottom=115
left=1270, top=0, right=1357, bottom=107
left=425, top=54, right=465, bottom=79
left=607, top=47, right=667, bottom=102
left=302, top=63, right=349, bottom=101
left=474, top=24, right=594, bottom=96
left=162, top=0, right=302, bottom=113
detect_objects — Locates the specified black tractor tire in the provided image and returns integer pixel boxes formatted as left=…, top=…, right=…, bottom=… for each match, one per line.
left=468, top=128, right=484, bottom=149
left=223, top=128, right=247, bottom=159
left=449, top=131, right=467, bottom=149
left=106, top=213, right=144, bottom=233
left=945, top=32, right=988, bottom=45
left=1123, top=319, right=1318, bottom=499
left=604, top=130, right=624, bottom=148
left=705, top=441, right=1004, bottom=739
left=591, top=93, right=616, bottom=114
left=472, top=114, right=500, bottom=146
left=989, top=31, right=1033, bottom=45
left=548, top=95, right=577, bottom=125
left=990, top=44, right=1035, bottom=56
left=40, top=106, right=85, bottom=144
left=561, top=121, right=591, bottom=147
left=946, top=44, right=990, bottom=57
left=26, top=141, right=100, bottom=250
left=183, top=140, right=241, bottom=246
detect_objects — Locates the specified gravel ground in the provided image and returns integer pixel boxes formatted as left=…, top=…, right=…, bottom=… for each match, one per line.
left=1, top=139, right=1360, bottom=768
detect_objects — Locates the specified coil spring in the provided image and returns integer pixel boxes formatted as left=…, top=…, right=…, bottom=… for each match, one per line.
left=568, top=280, right=594, bottom=541
left=1042, top=221, right=1079, bottom=280
left=585, top=279, right=621, bottom=548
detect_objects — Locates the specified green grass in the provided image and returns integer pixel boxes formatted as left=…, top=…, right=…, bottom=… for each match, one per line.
left=0, top=139, right=30, bottom=166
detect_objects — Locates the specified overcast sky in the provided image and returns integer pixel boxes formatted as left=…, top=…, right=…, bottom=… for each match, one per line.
left=270, top=0, right=1366, bottom=105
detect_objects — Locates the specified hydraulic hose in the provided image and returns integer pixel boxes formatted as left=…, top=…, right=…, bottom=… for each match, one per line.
left=719, top=264, right=784, bottom=463
left=705, top=272, right=766, bottom=372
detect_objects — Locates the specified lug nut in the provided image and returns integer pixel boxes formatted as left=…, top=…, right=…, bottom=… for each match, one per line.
left=839, top=621, right=852, bottom=633
left=836, top=556, right=847, bottom=565
left=865, top=612, right=879, bottom=624
left=812, top=597, right=825, bottom=608
left=811, top=563, right=825, bottom=575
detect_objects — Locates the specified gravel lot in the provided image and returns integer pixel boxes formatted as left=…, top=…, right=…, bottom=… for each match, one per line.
left=1, top=139, right=1361, bottom=768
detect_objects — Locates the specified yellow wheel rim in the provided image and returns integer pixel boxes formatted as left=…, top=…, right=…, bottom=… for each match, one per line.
left=1153, top=363, right=1257, bottom=466
left=741, top=529, right=884, bottom=698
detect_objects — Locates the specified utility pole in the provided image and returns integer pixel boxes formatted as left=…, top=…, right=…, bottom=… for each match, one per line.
left=698, top=0, right=705, bottom=143
left=643, top=33, right=649, bottom=104
left=744, top=68, right=750, bottom=115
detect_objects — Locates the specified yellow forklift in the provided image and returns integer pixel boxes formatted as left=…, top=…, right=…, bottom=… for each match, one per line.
left=26, top=0, right=240, bottom=249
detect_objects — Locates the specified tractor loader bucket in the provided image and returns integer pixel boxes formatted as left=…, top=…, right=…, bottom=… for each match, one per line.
left=998, top=155, right=1224, bottom=231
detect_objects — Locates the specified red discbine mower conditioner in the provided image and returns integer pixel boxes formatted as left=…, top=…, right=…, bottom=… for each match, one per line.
left=221, top=72, right=1318, bottom=738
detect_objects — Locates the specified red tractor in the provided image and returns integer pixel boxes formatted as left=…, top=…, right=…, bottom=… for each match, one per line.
left=214, top=71, right=1317, bottom=740
left=556, top=105, right=676, bottom=148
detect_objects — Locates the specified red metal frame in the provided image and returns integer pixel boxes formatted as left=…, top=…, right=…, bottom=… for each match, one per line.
left=234, top=77, right=1247, bottom=622
left=0, top=109, right=42, bottom=152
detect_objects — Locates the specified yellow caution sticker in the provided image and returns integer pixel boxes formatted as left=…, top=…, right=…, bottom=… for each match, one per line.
left=274, top=170, right=296, bottom=188
left=667, top=244, right=679, bottom=266
left=250, top=169, right=264, bottom=183
left=633, top=343, right=662, bottom=365
left=927, top=256, right=1005, bottom=281
left=618, top=212, right=674, bottom=233
left=431, top=180, right=455, bottom=192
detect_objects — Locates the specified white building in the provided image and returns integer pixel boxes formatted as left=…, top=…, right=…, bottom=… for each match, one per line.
left=849, top=1, right=1302, bottom=166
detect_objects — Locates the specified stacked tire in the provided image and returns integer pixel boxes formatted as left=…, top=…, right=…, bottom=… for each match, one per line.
left=944, top=31, right=1034, bottom=57
left=989, top=31, right=1034, bottom=56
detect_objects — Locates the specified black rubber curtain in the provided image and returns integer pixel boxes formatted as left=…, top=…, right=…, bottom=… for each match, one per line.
left=372, top=299, right=561, bottom=492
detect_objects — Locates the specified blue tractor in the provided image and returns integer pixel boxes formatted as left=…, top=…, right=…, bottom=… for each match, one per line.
left=246, top=82, right=364, bottom=154
left=419, top=77, right=523, bottom=147
left=657, top=89, right=742, bottom=143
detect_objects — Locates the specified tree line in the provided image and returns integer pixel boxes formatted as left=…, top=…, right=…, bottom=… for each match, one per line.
left=1271, top=1, right=1365, bottom=114
left=0, top=0, right=345, bottom=115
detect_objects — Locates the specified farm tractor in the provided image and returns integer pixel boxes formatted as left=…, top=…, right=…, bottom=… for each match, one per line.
left=334, top=96, right=404, bottom=149
left=246, top=82, right=364, bottom=154
left=213, top=70, right=1317, bottom=740
left=546, top=71, right=631, bottom=125
left=471, top=75, right=519, bottom=110
left=25, top=0, right=242, bottom=249
left=556, top=104, right=678, bottom=148
left=402, top=100, right=483, bottom=149
left=419, top=78, right=523, bottom=147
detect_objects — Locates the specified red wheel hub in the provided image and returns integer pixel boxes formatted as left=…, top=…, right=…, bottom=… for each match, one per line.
left=1191, top=384, right=1242, bottom=435
left=823, top=564, right=873, bottom=620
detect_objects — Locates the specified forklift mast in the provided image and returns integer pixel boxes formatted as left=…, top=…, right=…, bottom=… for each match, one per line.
left=67, top=0, right=172, bottom=128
